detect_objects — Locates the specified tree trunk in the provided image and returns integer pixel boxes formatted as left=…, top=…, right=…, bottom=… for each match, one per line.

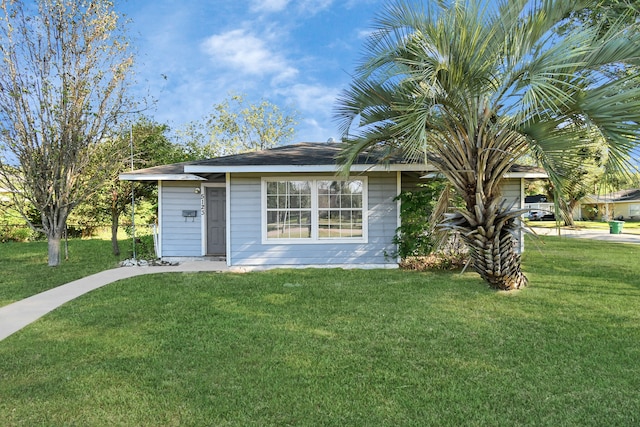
left=43, top=208, right=68, bottom=267
left=111, top=209, right=120, bottom=256
left=564, top=199, right=578, bottom=227
left=47, top=231, right=62, bottom=267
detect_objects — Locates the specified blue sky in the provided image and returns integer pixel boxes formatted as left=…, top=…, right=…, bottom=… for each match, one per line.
left=121, top=0, right=385, bottom=143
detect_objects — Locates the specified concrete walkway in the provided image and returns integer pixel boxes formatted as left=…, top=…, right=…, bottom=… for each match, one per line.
left=529, top=226, right=640, bottom=245
left=0, top=261, right=228, bottom=342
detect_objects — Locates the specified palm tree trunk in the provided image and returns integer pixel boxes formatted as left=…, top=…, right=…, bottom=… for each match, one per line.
left=442, top=150, right=529, bottom=290
left=451, top=209, right=528, bottom=290
left=467, top=222, right=528, bottom=290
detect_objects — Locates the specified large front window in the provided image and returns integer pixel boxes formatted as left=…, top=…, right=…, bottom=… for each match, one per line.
left=263, top=178, right=367, bottom=243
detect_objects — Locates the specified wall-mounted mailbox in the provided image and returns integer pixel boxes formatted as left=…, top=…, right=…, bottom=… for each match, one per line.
left=182, top=210, right=198, bottom=218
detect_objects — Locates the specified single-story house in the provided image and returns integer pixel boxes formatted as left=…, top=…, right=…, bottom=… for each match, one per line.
left=580, top=189, right=640, bottom=221
left=120, top=142, right=547, bottom=270
left=0, top=186, right=11, bottom=203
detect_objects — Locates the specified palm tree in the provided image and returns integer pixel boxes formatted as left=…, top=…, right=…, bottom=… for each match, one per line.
left=335, top=0, right=640, bottom=290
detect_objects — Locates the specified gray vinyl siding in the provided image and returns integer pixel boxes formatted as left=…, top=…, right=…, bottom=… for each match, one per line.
left=502, top=178, right=525, bottom=252
left=229, top=172, right=398, bottom=266
left=501, top=179, right=522, bottom=209
left=401, top=172, right=424, bottom=192
left=160, top=181, right=202, bottom=257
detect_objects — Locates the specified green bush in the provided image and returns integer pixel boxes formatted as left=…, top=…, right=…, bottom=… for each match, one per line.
left=123, top=226, right=157, bottom=259
left=0, top=225, right=38, bottom=242
left=389, top=181, right=468, bottom=267
left=389, top=181, right=446, bottom=259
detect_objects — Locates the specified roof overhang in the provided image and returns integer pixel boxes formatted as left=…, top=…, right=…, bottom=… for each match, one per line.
left=118, top=173, right=207, bottom=181
left=119, top=166, right=547, bottom=181
left=183, top=163, right=432, bottom=174
left=421, top=171, right=548, bottom=179
left=505, top=172, right=548, bottom=179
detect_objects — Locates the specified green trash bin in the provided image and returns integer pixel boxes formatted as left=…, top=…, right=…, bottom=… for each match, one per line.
left=609, top=220, right=624, bottom=234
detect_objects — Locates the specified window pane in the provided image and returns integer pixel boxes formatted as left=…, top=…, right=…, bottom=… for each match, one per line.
left=348, top=180, right=363, bottom=194
left=352, top=194, right=362, bottom=208
left=267, top=195, right=277, bottom=209
left=350, top=210, right=363, bottom=237
left=290, top=193, right=300, bottom=209
left=316, top=180, right=364, bottom=239
left=300, top=194, right=311, bottom=209
left=340, top=194, right=351, bottom=208
left=266, top=211, right=282, bottom=238
left=266, top=180, right=312, bottom=240
left=318, top=193, right=329, bottom=209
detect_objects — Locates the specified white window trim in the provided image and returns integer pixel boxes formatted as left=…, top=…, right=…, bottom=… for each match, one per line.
left=261, top=176, right=369, bottom=245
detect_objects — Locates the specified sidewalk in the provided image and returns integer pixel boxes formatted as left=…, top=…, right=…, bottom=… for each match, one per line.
left=529, top=226, right=640, bottom=245
left=0, top=261, right=228, bottom=342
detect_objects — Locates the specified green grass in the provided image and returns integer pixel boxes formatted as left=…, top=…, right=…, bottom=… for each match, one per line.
left=1, top=236, right=639, bottom=426
left=0, top=238, right=127, bottom=307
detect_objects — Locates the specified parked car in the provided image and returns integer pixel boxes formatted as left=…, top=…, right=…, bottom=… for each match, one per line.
left=528, top=211, right=555, bottom=221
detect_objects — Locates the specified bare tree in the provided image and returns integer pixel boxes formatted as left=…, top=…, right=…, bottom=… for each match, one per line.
left=0, top=0, right=135, bottom=266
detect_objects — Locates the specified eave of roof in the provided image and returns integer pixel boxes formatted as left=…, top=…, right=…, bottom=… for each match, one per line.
left=119, top=142, right=548, bottom=181
left=183, top=163, right=432, bottom=174
left=583, top=189, right=640, bottom=203
left=118, top=173, right=206, bottom=181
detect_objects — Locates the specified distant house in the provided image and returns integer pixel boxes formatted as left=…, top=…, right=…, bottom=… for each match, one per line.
left=0, top=187, right=10, bottom=203
left=580, top=189, right=640, bottom=221
left=120, top=142, right=546, bottom=270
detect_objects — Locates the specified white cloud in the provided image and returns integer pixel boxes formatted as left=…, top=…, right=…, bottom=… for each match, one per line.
left=249, top=0, right=334, bottom=16
left=299, top=117, right=338, bottom=142
left=299, top=0, right=334, bottom=14
left=250, top=0, right=290, bottom=13
left=279, top=83, right=339, bottom=114
left=200, top=29, right=298, bottom=82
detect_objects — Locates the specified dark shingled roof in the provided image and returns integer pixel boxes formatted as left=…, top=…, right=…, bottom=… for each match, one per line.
left=125, top=142, right=410, bottom=176
left=190, top=142, right=391, bottom=166
left=585, top=189, right=640, bottom=203
left=123, top=142, right=546, bottom=177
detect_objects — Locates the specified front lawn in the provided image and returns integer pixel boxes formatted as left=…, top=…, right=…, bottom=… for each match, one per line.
left=0, top=239, right=126, bottom=307
left=0, top=236, right=638, bottom=426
